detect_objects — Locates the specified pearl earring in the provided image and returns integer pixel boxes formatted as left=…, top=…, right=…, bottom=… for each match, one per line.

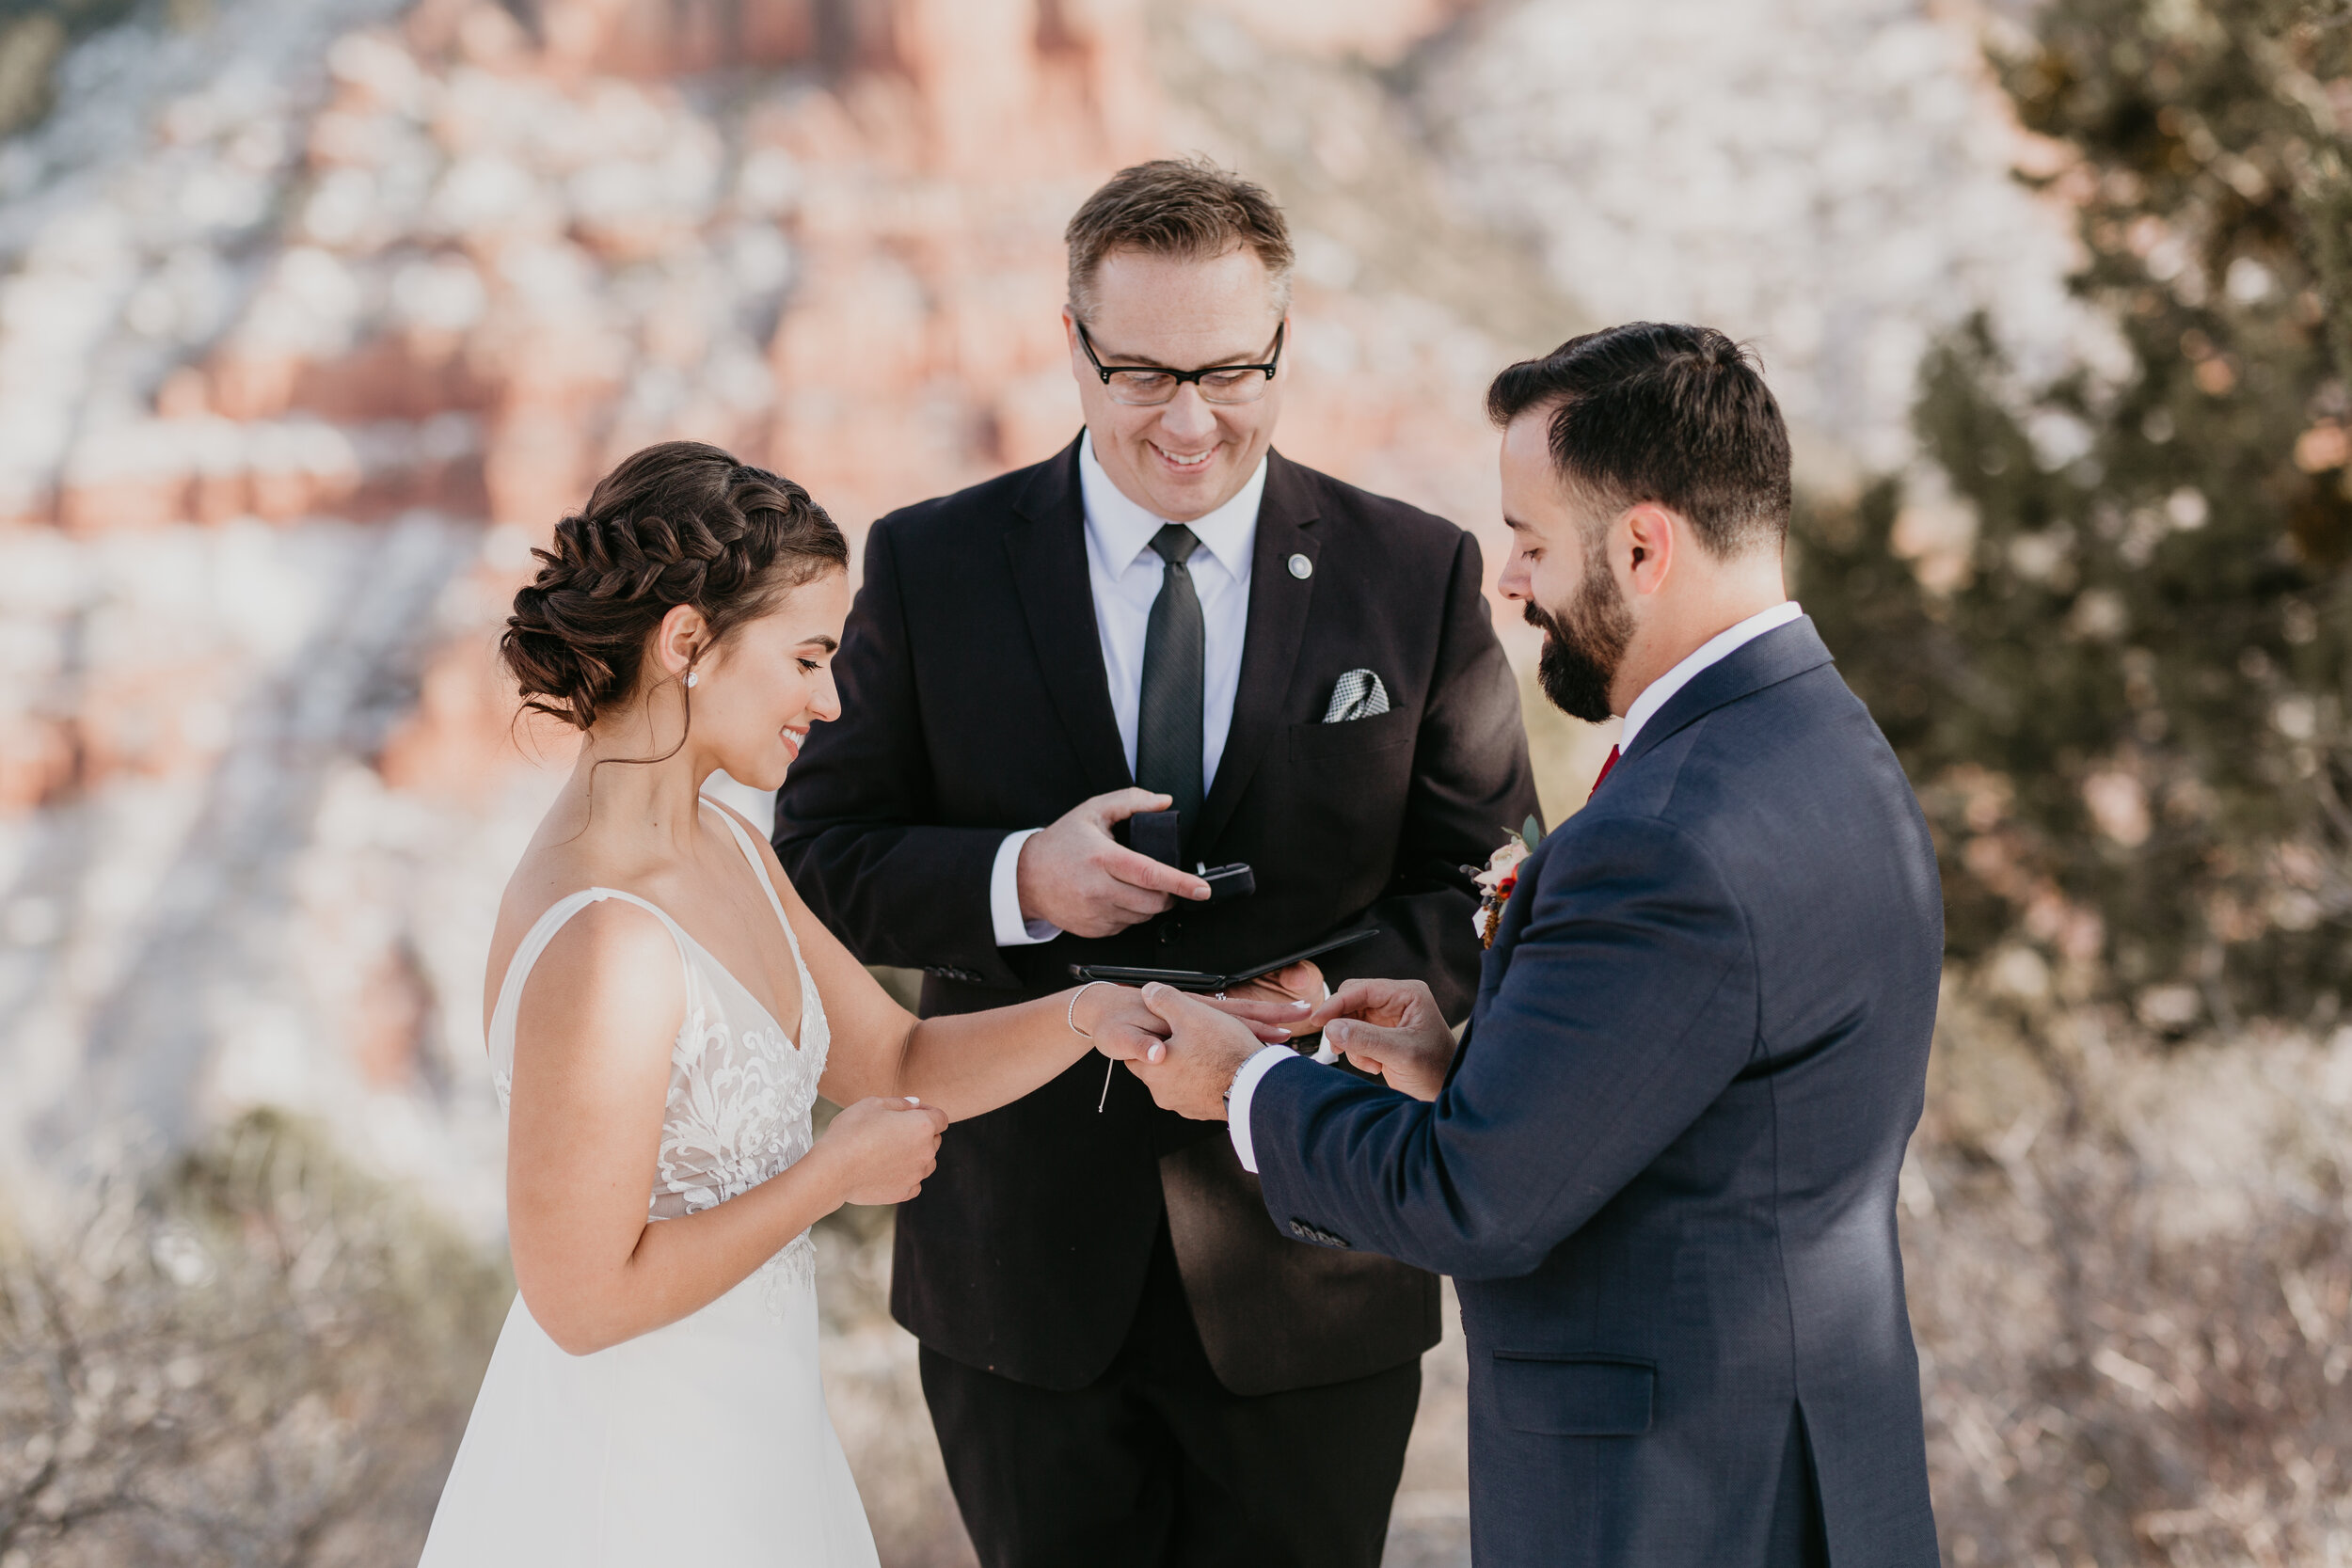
left=685, top=672, right=699, bottom=689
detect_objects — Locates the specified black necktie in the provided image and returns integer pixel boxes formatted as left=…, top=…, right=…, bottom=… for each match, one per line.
left=1136, top=523, right=1205, bottom=833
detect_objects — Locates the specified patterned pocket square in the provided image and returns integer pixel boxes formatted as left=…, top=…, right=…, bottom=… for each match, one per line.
left=1322, top=668, right=1391, bottom=723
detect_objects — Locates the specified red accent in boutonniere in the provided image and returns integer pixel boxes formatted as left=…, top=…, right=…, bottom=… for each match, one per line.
left=1470, top=815, right=1544, bottom=950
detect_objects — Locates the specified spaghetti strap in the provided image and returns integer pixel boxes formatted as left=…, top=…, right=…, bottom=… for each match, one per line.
left=702, top=798, right=802, bottom=959
left=485, top=888, right=693, bottom=1096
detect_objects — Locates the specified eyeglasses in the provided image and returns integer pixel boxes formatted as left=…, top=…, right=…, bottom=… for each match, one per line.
left=1076, top=321, right=1284, bottom=406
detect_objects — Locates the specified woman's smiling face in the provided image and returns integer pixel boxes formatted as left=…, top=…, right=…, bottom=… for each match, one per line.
left=687, top=565, right=850, bottom=791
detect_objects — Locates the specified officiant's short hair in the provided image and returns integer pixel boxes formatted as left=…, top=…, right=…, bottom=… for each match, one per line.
left=1065, top=158, right=1294, bottom=320
left=1487, top=323, right=1793, bottom=558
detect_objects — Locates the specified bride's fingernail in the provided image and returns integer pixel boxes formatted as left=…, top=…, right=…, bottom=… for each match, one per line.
left=905, top=1096, right=920, bottom=1105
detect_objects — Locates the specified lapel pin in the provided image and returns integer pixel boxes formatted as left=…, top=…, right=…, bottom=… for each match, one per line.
left=1287, top=553, right=1312, bottom=579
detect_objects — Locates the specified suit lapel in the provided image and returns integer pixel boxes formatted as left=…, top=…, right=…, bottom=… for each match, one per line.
left=1006, top=437, right=1133, bottom=797
left=1448, top=623, right=1835, bottom=1084
left=1617, top=616, right=1836, bottom=772
left=1194, top=451, right=1321, bottom=853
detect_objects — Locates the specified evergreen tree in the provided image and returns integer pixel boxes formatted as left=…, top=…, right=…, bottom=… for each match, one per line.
left=1799, top=0, right=2352, bottom=1027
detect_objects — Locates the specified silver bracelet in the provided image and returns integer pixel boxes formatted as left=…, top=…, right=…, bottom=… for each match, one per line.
left=1067, top=979, right=1109, bottom=1037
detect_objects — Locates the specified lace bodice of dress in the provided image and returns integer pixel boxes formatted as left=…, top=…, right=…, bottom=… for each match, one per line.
left=486, top=801, right=830, bottom=1307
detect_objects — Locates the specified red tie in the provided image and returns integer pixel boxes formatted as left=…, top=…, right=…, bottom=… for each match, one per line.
left=1588, top=744, right=1621, bottom=801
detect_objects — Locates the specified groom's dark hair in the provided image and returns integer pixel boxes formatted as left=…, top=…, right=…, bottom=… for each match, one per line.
left=1487, top=323, right=1792, bottom=558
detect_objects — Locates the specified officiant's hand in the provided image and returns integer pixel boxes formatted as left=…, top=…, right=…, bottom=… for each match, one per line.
left=1300, top=979, right=1455, bottom=1101
left=1221, top=959, right=1323, bottom=1006
left=1017, top=789, right=1213, bottom=937
left=1128, top=983, right=1270, bottom=1120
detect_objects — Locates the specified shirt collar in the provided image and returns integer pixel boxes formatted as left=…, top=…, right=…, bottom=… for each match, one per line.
left=1078, top=430, right=1266, bottom=579
left=1618, top=600, right=1804, bottom=752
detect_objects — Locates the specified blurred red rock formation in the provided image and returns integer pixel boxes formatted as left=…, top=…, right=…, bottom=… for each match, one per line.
left=0, top=0, right=1545, bottom=1191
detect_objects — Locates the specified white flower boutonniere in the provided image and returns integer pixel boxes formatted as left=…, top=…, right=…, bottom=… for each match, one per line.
left=1469, top=816, right=1543, bottom=949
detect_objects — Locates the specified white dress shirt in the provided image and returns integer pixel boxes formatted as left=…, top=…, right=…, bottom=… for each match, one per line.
left=989, top=432, right=1269, bottom=945
left=1616, top=600, right=1803, bottom=753
left=1225, top=598, right=1806, bottom=1171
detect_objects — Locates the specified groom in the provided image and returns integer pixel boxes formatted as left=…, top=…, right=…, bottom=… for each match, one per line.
left=775, top=159, right=1535, bottom=1565
left=1124, top=324, right=1944, bottom=1566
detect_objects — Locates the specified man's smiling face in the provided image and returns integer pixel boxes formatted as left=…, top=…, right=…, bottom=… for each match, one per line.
left=1064, top=245, right=1288, bottom=524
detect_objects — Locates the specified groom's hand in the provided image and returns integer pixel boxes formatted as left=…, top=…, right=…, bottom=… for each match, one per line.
left=1301, top=979, right=1456, bottom=1101
left=1082, top=984, right=1297, bottom=1071
left=1017, top=789, right=1213, bottom=938
left=1129, top=983, right=1268, bottom=1120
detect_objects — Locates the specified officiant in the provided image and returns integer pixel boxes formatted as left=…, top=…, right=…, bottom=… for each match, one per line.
left=774, top=158, right=1536, bottom=1568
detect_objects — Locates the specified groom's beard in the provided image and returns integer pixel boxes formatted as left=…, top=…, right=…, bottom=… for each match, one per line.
left=1525, top=562, right=1632, bottom=724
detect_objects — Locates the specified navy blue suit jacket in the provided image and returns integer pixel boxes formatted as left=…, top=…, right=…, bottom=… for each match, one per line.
left=1249, top=618, right=1943, bottom=1567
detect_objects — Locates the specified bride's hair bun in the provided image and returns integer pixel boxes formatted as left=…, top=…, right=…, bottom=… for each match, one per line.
left=501, top=441, right=847, bottom=731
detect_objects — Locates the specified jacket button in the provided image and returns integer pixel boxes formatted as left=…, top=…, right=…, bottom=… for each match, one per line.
left=1159, top=921, right=1182, bottom=944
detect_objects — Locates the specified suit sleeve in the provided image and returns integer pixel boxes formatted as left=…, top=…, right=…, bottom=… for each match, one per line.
left=773, top=520, right=1024, bottom=986
left=1318, top=530, right=1538, bottom=1020
left=1249, top=817, right=1758, bottom=1280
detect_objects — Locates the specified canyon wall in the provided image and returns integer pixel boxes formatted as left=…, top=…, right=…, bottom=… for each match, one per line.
left=0, top=0, right=1556, bottom=1225
left=0, top=0, right=2083, bottom=1228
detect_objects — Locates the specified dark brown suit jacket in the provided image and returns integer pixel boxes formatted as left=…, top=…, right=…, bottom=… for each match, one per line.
left=774, top=436, right=1536, bottom=1393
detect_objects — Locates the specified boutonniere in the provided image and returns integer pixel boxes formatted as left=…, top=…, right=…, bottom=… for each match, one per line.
left=1469, top=816, right=1543, bottom=949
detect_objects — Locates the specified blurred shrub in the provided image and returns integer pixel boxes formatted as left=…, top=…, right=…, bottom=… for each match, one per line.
left=0, top=1110, right=508, bottom=1567
left=1906, top=992, right=2352, bottom=1565
left=1798, top=0, right=2352, bottom=1027
left=0, top=0, right=145, bottom=136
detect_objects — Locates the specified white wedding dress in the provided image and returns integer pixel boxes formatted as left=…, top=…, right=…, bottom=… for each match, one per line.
left=420, top=801, right=880, bottom=1566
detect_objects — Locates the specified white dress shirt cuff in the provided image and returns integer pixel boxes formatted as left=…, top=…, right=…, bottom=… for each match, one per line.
left=989, top=829, right=1061, bottom=946
left=1226, top=1046, right=1305, bottom=1174
left=1309, top=980, right=1337, bottom=1063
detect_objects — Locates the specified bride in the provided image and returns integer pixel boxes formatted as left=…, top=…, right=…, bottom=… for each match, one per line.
left=420, top=442, right=1229, bottom=1563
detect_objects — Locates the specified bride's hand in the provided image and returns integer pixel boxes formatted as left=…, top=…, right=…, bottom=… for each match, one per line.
left=810, top=1097, right=951, bottom=1207
left=1075, top=983, right=1294, bottom=1066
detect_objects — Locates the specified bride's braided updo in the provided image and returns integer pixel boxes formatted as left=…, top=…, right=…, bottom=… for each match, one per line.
left=501, top=441, right=848, bottom=730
